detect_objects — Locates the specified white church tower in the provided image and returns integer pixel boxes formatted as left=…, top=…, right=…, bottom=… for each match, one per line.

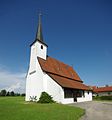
left=25, top=14, right=48, bottom=101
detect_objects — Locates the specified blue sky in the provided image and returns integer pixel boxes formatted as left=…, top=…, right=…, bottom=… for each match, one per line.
left=0, top=0, right=112, bottom=92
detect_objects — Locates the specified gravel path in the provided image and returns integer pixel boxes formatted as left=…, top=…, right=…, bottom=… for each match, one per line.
left=69, top=101, right=112, bottom=120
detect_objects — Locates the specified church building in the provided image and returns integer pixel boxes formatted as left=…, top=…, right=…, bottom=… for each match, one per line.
left=25, top=14, right=92, bottom=104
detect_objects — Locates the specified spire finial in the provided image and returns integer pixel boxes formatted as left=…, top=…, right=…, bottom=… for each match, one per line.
left=35, top=12, right=43, bottom=42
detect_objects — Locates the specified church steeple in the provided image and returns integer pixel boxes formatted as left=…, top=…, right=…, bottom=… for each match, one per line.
left=29, top=13, right=48, bottom=60
left=30, top=13, right=47, bottom=47
left=35, top=13, right=43, bottom=42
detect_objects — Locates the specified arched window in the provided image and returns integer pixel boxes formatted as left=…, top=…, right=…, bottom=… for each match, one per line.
left=41, top=45, right=43, bottom=49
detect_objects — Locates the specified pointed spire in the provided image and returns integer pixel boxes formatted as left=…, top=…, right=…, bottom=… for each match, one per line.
left=35, top=13, right=43, bottom=42
left=30, top=12, right=47, bottom=47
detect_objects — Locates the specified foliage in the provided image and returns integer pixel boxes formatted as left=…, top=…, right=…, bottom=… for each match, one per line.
left=21, top=93, right=25, bottom=96
left=10, top=91, right=15, bottom=96
left=0, top=97, right=84, bottom=120
left=38, top=92, right=55, bottom=103
left=15, top=93, right=21, bottom=96
left=0, top=89, right=25, bottom=97
left=0, top=89, right=7, bottom=96
left=93, top=96, right=112, bottom=101
left=6, top=92, right=10, bottom=96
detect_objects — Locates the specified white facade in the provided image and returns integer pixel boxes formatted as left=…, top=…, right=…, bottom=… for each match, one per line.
left=25, top=40, right=47, bottom=101
left=25, top=39, right=92, bottom=103
left=77, top=91, right=92, bottom=102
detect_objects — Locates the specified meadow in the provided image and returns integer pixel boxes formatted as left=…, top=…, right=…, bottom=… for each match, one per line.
left=0, top=97, right=84, bottom=120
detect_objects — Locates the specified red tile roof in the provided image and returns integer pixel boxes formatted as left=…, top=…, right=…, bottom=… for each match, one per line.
left=48, top=73, right=89, bottom=90
left=38, top=56, right=82, bottom=82
left=93, top=86, right=112, bottom=93
left=38, top=56, right=90, bottom=90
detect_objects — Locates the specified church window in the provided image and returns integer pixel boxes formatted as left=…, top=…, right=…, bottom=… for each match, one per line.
left=76, top=90, right=82, bottom=97
left=41, top=45, right=43, bottom=49
left=64, top=88, right=73, bottom=98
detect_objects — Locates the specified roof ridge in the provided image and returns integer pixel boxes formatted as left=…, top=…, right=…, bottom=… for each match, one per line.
left=95, top=86, right=112, bottom=89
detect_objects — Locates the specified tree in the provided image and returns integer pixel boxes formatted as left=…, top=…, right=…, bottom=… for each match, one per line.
left=0, top=89, right=7, bottom=96
left=21, top=93, right=25, bottom=96
left=10, top=91, right=15, bottom=96
left=6, top=91, right=10, bottom=96
left=15, top=93, right=20, bottom=96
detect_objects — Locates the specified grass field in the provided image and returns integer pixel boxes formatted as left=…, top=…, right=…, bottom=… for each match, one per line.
left=0, top=97, right=84, bottom=120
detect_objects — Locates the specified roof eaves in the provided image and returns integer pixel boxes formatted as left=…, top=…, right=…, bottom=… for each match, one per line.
left=30, top=39, right=48, bottom=47
left=48, top=73, right=90, bottom=91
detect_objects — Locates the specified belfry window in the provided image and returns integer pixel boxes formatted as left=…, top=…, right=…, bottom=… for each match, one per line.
left=41, top=45, right=43, bottom=49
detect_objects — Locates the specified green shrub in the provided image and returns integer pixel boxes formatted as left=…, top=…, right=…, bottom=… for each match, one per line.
left=101, top=96, right=112, bottom=100
left=93, top=96, right=112, bottom=100
left=38, top=92, right=55, bottom=103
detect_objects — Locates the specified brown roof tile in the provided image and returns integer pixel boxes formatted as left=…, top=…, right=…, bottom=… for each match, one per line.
left=48, top=73, right=90, bottom=90
left=93, top=86, right=112, bottom=93
left=38, top=56, right=90, bottom=90
left=38, top=56, right=82, bottom=82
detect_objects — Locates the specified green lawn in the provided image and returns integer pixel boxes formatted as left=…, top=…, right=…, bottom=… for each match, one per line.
left=0, top=97, right=84, bottom=120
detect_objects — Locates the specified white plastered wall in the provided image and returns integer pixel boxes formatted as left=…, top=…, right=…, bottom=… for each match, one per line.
left=43, top=74, right=77, bottom=104
left=44, top=74, right=64, bottom=103
left=25, top=59, right=44, bottom=101
left=77, top=91, right=92, bottom=102
left=36, top=41, right=47, bottom=60
left=25, top=41, right=47, bottom=101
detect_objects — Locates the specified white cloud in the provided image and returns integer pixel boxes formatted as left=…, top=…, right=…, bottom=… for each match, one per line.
left=0, top=67, right=26, bottom=93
